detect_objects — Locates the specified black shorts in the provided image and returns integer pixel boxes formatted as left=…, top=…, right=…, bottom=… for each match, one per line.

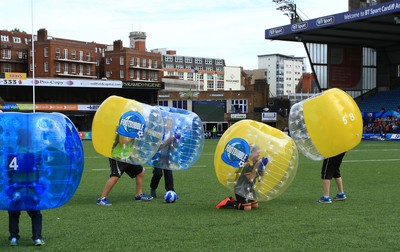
left=235, top=193, right=257, bottom=207
left=108, top=158, right=143, bottom=179
left=321, top=152, right=346, bottom=180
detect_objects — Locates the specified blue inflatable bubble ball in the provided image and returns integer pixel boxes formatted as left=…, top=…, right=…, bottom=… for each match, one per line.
left=147, top=106, right=204, bottom=171
left=0, top=112, right=84, bottom=211
left=164, top=190, right=177, bottom=203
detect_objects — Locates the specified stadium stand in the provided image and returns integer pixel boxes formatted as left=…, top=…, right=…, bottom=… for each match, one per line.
left=357, top=87, right=400, bottom=113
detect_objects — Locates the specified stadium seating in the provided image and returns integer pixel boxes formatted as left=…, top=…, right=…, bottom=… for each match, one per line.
left=357, top=87, right=400, bottom=112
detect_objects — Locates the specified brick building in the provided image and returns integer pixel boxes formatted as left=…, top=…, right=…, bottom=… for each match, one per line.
left=104, top=32, right=163, bottom=83
left=1, top=28, right=273, bottom=134
left=0, top=29, right=31, bottom=76
left=28, top=28, right=106, bottom=79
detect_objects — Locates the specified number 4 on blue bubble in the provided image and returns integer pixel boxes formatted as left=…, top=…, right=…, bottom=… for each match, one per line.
left=9, top=157, right=18, bottom=171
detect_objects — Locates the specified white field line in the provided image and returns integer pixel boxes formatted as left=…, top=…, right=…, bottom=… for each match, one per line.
left=351, top=149, right=400, bottom=152
left=343, top=159, right=400, bottom=162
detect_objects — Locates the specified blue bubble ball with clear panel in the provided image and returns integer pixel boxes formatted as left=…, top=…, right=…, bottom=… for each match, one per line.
left=0, top=112, right=84, bottom=211
left=147, top=106, right=204, bottom=170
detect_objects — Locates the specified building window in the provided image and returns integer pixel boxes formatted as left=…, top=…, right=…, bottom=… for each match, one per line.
left=1, top=49, right=11, bottom=59
left=206, top=67, right=213, bottom=71
left=1, top=35, right=9, bottom=42
left=205, top=59, right=212, bottom=64
left=165, top=56, right=173, bottom=62
left=129, top=57, right=134, bottom=66
left=106, top=58, right=111, bottom=64
left=136, top=57, right=140, bottom=66
left=56, top=62, right=61, bottom=72
left=86, top=65, right=90, bottom=75
left=86, top=52, right=91, bottom=61
left=17, top=51, right=23, bottom=59
left=106, top=71, right=111, bottom=78
left=120, top=70, right=124, bottom=78
left=13, top=37, right=21, bottom=43
left=136, top=70, right=140, bottom=79
left=44, top=47, right=49, bottom=57
left=158, top=100, right=168, bottom=106
left=195, top=58, right=202, bottom=64
left=207, top=82, right=213, bottom=89
left=178, top=72, right=184, bottom=79
left=71, top=64, right=76, bottom=74
left=3, top=63, right=11, bottom=72
left=185, top=57, right=192, bottom=63
left=64, top=63, right=68, bottom=74
left=71, top=50, right=76, bottom=60
left=149, top=72, right=155, bottom=80
left=175, top=56, right=183, bottom=62
left=398, top=65, right=400, bottom=77
left=63, top=49, right=68, bottom=59
left=172, top=100, right=187, bottom=110
left=130, top=69, right=134, bottom=78
left=79, top=51, right=83, bottom=61
left=148, top=59, right=152, bottom=68
left=79, top=65, right=83, bottom=75
left=142, top=70, right=146, bottom=79
left=217, top=82, right=224, bottom=89
left=142, top=58, right=146, bottom=67
left=55, top=48, right=60, bottom=59
left=120, top=56, right=124, bottom=65
left=215, top=59, right=223, bottom=65
left=231, top=100, right=248, bottom=113
left=154, top=60, right=158, bottom=68
left=44, top=62, right=49, bottom=72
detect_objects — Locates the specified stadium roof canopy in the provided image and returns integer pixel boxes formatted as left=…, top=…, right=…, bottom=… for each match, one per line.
left=265, top=0, right=400, bottom=50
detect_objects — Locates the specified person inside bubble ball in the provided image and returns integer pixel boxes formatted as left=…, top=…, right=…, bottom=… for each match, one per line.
left=7, top=157, right=46, bottom=246
left=111, top=126, right=137, bottom=162
left=150, top=117, right=180, bottom=198
left=2, top=102, right=45, bottom=246
left=98, top=128, right=153, bottom=206
left=317, top=152, right=347, bottom=204
left=216, top=144, right=269, bottom=211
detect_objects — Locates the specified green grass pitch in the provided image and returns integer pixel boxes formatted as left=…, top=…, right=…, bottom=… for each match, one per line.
left=0, top=139, right=399, bottom=251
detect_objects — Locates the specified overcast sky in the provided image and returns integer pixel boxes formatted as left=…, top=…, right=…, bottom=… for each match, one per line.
left=2, top=0, right=348, bottom=70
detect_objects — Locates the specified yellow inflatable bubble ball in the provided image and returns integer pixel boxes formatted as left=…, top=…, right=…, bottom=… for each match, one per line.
left=214, top=120, right=298, bottom=202
left=288, top=88, right=363, bottom=160
left=92, top=96, right=163, bottom=165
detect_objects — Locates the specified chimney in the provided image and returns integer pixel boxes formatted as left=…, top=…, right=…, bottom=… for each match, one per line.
left=37, top=28, right=47, bottom=42
left=113, top=40, right=123, bottom=51
left=129, top=31, right=146, bottom=51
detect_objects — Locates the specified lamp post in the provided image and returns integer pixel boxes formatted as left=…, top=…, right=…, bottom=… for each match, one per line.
left=272, top=0, right=301, bottom=24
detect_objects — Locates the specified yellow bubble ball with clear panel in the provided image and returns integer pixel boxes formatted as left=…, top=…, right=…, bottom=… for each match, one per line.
left=92, top=95, right=163, bottom=164
left=214, top=120, right=298, bottom=201
left=289, top=88, right=363, bottom=160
